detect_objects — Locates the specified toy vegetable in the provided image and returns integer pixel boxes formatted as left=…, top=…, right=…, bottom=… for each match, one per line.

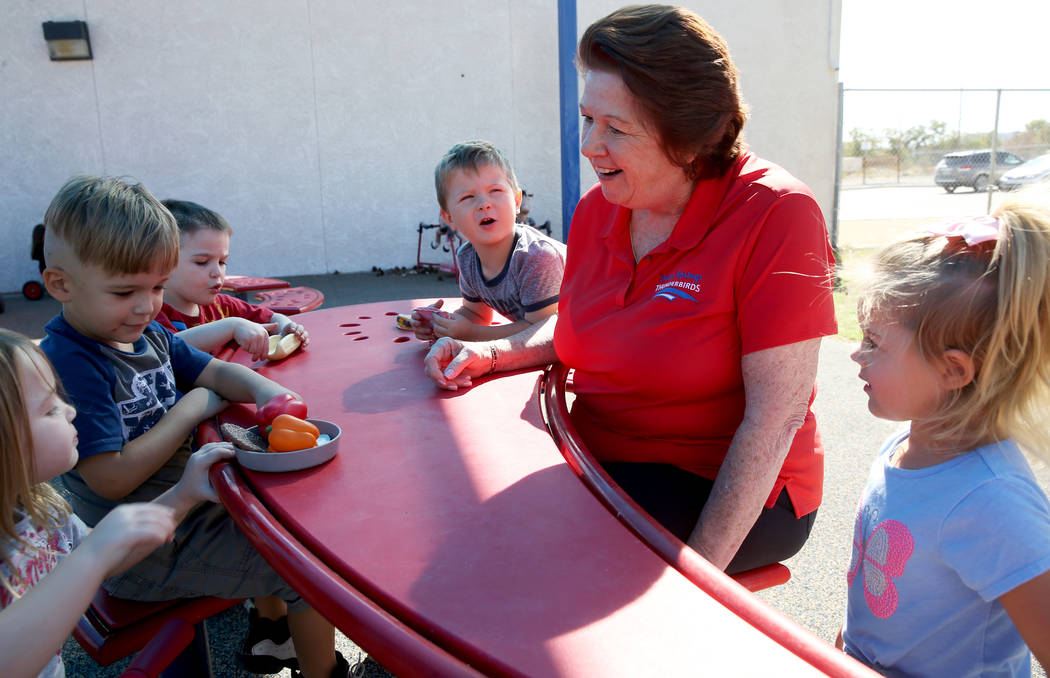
left=256, top=393, right=308, bottom=428
left=266, top=414, right=320, bottom=453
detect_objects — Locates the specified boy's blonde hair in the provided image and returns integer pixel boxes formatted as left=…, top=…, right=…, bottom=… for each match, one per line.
left=0, top=331, right=71, bottom=597
left=434, top=140, right=519, bottom=212
left=44, top=175, right=179, bottom=275
left=857, top=197, right=1050, bottom=458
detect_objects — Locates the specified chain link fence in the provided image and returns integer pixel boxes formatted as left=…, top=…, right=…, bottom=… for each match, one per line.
left=832, top=88, right=1050, bottom=251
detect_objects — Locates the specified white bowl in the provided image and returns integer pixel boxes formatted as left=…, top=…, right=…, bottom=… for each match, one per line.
left=232, top=419, right=341, bottom=472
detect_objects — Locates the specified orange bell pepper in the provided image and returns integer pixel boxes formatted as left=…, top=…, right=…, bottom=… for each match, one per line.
left=266, top=414, right=320, bottom=453
left=270, top=414, right=319, bottom=438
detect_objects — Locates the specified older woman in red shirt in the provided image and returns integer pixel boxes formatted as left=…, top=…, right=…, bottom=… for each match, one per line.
left=424, top=4, right=836, bottom=573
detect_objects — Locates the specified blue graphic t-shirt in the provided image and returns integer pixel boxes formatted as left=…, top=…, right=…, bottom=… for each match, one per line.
left=843, top=429, right=1050, bottom=677
left=42, top=315, right=212, bottom=525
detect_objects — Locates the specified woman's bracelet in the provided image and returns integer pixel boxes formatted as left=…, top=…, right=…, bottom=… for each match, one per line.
left=486, top=343, right=499, bottom=375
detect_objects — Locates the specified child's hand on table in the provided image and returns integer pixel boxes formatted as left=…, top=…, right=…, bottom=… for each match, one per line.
left=411, top=299, right=454, bottom=341
left=432, top=311, right=473, bottom=340
left=276, top=315, right=310, bottom=347
left=231, top=318, right=273, bottom=361
left=173, top=442, right=236, bottom=505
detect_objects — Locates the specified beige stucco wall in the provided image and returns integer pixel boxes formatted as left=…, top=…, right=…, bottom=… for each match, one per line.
left=1, top=1, right=840, bottom=294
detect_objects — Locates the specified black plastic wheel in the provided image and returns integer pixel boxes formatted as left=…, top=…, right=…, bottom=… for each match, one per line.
left=22, top=280, right=44, bottom=300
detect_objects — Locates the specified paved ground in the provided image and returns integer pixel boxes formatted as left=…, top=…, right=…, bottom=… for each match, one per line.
left=3, top=267, right=1045, bottom=676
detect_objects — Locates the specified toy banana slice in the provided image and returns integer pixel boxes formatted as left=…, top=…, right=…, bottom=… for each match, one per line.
left=267, top=333, right=302, bottom=361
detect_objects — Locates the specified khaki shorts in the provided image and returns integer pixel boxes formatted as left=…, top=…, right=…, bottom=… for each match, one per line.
left=104, top=502, right=307, bottom=612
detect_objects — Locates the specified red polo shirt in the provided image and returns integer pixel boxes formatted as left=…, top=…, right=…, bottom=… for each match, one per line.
left=155, top=294, right=274, bottom=333
left=554, top=152, right=836, bottom=518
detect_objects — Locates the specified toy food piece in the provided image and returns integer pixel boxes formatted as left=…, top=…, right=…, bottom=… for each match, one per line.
left=220, top=422, right=267, bottom=452
left=395, top=313, right=413, bottom=330
left=267, top=333, right=302, bottom=361
left=266, top=414, right=320, bottom=453
left=256, top=393, right=308, bottom=428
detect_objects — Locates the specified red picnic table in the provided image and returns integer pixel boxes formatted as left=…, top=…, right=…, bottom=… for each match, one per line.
left=209, top=301, right=875, bottom=678
left=221, top=275, right=291, bottom=293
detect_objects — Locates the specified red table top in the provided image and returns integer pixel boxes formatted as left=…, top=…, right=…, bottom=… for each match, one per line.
left=213, top=301, right=872, bottom=677
left=221, top=275, right=291, bottom=292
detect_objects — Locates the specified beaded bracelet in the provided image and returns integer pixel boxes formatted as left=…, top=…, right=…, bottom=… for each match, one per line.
left=486, top=343, right=498, bottom=375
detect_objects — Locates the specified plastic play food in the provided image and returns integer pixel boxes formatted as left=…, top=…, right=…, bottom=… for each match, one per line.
left=234, top=419, right=341, bottom=472
left=268, top=333, right=302, bottom=361
left=266, top=414, right=320, bottom=453
left=256, top=393, right=308, bottom=428
left=220, top=422, right=267, bottom=452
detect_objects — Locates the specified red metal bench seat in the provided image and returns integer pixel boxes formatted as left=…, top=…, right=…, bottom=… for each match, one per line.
left=73, top=588, right=241, bottom=677
left=253, top=286, right=325, bottom=315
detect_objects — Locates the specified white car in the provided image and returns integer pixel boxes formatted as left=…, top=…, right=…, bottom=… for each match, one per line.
left=998, top=153, right=1050, bottom=191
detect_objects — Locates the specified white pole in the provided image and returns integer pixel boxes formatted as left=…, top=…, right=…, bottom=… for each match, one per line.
left=987, top=89, right=1002, bottom=214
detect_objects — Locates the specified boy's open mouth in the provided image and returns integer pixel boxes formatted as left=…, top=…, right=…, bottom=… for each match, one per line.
left=480, top=217, right=496, bottom=226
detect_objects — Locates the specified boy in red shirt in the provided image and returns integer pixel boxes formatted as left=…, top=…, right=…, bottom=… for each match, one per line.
left=155, top=200, right=308, bottom=361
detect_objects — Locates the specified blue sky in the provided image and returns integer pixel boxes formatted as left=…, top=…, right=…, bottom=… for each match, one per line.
left=838, top=0, right=1049, bottom=135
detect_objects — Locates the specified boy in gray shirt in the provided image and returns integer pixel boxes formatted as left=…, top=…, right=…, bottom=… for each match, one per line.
left=412, top=141, right=566, bottom=341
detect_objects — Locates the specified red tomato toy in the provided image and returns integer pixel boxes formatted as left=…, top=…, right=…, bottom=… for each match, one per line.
left=255, top=393, right=308, bottom=429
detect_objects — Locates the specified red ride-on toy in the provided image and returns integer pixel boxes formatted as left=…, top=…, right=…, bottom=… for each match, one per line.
left=416, top=221, right=463, bottom=281
left=23, top=223, right=46, bottom=301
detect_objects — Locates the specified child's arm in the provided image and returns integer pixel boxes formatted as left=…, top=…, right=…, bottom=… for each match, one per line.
left=177, top=317, right=276, bottom=362
left=1000, top=569, right=1050, bottom=669
left=192, top=356, right=297, bottom=409
left=77, top=387, right=228, bottom=500
left=432, top=299, right=558, bottom=341
left=0, top=503, right=180, bottom=678
left=0, top=444, right=233, bottom=677
left=272, top=312, right=309, bottom=346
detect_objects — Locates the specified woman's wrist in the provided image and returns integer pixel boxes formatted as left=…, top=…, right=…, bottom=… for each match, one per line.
left=485, top=342, right=499, bottom=374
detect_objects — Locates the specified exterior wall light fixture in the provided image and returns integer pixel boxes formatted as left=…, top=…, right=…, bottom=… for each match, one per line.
left=42, top=20, right=92, bottom=61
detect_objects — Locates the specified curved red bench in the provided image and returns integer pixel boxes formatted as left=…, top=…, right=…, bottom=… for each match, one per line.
left=541, top=362, right=790, bottom=592
left=73, top=589, right=240, bottom=676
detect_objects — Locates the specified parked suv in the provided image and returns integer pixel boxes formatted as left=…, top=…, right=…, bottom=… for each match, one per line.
left=934, top=149, right=1024, bottom=193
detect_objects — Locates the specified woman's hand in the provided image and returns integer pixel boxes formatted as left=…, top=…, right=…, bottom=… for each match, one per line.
left=423, top=338, right=492, bottom=390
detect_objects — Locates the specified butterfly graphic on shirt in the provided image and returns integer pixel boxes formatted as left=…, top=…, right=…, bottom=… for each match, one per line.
left=847, top=512, right=915, bottom=618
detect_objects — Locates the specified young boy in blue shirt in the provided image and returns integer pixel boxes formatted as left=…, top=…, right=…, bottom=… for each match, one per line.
left=411, top=140, right=566, bottom=341
left=39, top=175, right=351, bottom=678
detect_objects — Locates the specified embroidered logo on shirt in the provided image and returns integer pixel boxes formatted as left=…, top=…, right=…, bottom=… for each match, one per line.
left=653, top=271, right=702, bottom=302
left=847, top=513, right=914, bottom=618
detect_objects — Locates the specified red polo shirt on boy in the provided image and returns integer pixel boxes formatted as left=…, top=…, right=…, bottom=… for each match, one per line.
left=553, top=152, right=837, bottom=518
left=155, top=294, right=274, bottom=333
